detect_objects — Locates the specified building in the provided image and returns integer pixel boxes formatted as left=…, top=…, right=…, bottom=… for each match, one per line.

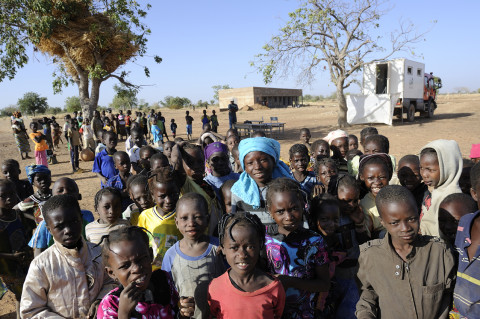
left=218, top=87, right=303, bottom=109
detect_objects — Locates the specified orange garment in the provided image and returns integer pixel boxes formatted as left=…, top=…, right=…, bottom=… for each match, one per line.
left=29, top=132, right=48, bottom=151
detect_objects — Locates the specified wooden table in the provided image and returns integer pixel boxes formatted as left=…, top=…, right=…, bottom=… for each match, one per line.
left=233, top=122, right=285, bottom=138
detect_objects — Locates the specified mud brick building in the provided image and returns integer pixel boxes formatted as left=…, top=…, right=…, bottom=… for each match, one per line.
left=219, top=87, right=303, bottom=109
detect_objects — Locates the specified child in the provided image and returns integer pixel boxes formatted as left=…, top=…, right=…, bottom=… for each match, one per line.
left=231, top=144, right=242, bottom=174
left=419, top=140, right=462, bottom=238
left=85, top=187, right=130, bottom=244
left=311, top=139, right=330, bottom=161
left=171, top=119, right=177, bottom=139
left=150, top=153, right=170, bottom=171
left=356, top=185, right=456, bottom=319
left=137, top=167, right=183, bottom=269
left=264, top=178, right=329, bottom=318
left=397, top=155, right=429, bottom=212
left=137, top=145, right=157, bottom=174
left=349, top=134, right=396, bottom=179
left=151, top=117, right=163, bottom=148
left=220, top=179, right=236, bottom=214
left=81, top=117, right=95, bottom=151
left=470, top=143, right=480, bottom=164
left=123, top=174, right=154, bottom=225
left=208, top=212, right=286, bottom=318
left=98, top=226, right=195, bottom=318
left=460, top=159, right=474, bottom=195
left=52, top=122, right=63, bottom=148
left=68, top=121, right=81, bottom=173
left=163, top=141, right=175, bottom=164
left=127, top=128, right=147, bottom=173
left=226, top=134, right=240, bottom=171
left=348, top=134, right=359, bottom=150
left=21, top=195, right=112, bottom=318
left=157, top=112, right=169, bottom=141
left=359, top=153, right=393, bottom=238
left=1, top=159, right=34, bottom=201
left=185, top=111, right=194, bottom=140
left=0, top=179, right=33, bottom=317
left=438, top=193, right=477, bottom=245
left=229, top=137, right=292, bottom=234
left=313, top=157, right=338, bottom=196
left=299, top=128, right=312, bottom=148
left=289, top=144, right=317, bottom=197
left=63, top=115, right=71, bottom=146
left=29, top=122, right=49, bottom=167
left=93, top=130, right=118, bottom=187
left=106, top=151, right=133, bottom=210
left=204, top=142, right=240, bottom=198
left=210, top=110, right=219, bottom=133
left=453, top=161, right=480, bottom=317
left=17, top=164, right=52, bottom=226
left=324, top=129, right=348, bottom=161
left=201, top=109, right=210, bottom=127
left=162, top=193, right=226, bottom=318
left=359, top=126, right=378, bottom=150
left=95, top=130, right=106, bottom=155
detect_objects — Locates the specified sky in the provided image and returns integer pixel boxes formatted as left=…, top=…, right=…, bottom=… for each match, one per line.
left=1, top=0, right=479, bottom=109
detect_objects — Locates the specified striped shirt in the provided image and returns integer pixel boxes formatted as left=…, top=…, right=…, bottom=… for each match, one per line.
left=85, top=219, right=130, bottom=244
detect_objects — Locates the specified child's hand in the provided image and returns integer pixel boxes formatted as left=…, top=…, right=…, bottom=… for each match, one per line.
left=179, top=296, right=195, bottom=318
left=348, top=206, right=365, bottom=226
left=313, top=184, right=326, bottom=197
left=12, top=251, right=28, bottom=263
left=118, top=282, right=142, bottom=317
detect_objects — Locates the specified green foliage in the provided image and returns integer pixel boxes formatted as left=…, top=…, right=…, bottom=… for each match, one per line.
left=17, top=92, right=48, bottom=116
left=212, top=84, right=232, bottom=102
left=160, top=96, right=191, bottom=109
left=110, top=84, right=138, bottom=110
left=0, top=105, right=17, bottom=117
left=196, top=100, right=209, bottom=109
left=64, top=96, right=81, bottom=112
left=48, top=107, right=63, bottom=115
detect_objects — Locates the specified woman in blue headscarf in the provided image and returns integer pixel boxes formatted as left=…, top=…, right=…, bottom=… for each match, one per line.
left=231, top=137, right=292, bottom=234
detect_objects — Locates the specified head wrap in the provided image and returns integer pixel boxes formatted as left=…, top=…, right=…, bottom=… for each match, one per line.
left=323, top=129, right=348, bottom=145
left=231, top=137, right=292, bottom=208
left=358, top=153, right=393, bottom=180
left=471, top=144, right=480, bottom=159
left=204, top=142, right=228, bottom=162
left=25, top=165, right=51, bottom=185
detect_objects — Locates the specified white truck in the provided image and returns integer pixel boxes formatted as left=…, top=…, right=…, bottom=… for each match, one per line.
left=346, top=58, right=442, bottom=125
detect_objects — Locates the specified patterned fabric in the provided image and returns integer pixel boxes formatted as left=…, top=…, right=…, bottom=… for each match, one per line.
left=290, top=171, right=318, bottom=196
left=25, top=164, right=51, bottom=184
left=85, top=219, right=130, bottom=245
left=17, top=193, right=51, bottom=225
left=265, top=228, right=329, bottom=318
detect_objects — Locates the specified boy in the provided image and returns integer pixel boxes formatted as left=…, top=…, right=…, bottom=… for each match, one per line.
left=127, top=128, right=146, bottom=173
left=2, top=159, right=33, bottom=201
left=438, top=193, right=477, bottom=245
left=348, top=134, right=359, bottom=150
left=171, top=118, right=177, bottom=138
left=20, top=195, right=111, bottom=318
left=453, top=162, right=480, bottom=317
left=92, top=130, right=118, bottom=187
left=29, top=122, right=49, bottom=167
left=185, top=111, right=194, bottom=140
left=106, top=151, right=133, bottom=210
left=397, top=155, right=429, bottom=212
left=356, top=185, right=455, bottom=319
left=163, top=141, right=175, bottom=164
left=137, top=145, right=157, bottom=174
left=68, top=121, right=81, bottom=173
left=150, top=117, right=163, bottom=148
left=299, top=128, right=311, bottom=148
left=95, top=130, right=106, bottom=155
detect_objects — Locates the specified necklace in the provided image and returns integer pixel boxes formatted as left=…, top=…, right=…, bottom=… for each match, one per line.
left=36, top=191, right=51, bottom=201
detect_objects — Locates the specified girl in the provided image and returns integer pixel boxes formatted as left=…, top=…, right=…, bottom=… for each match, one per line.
left=81, top=118, right=96, bottom=151
left=230, top=137, right=292, bottom=235
left=11, top=111, right=31, bottom=160
left=85, top=187, right=130, bottom=244
left=314, top=157, right=339, bottom=196
left=204, top=142, right=240, bottom=198
left=137, top=167, right=183, bottom=269
left=162, top=193, right=226, bottom=318
left=226, top=134, right=240, bottom=171
left=29, top=122, right=49, bottom=167
left=0, top=180, right=33, bottom=317
left=208, top=212, right=286, bottom=318
left=123, top=175, right=154, bottom=226
left=210, top=110, right=219, bottom=133
left=358, top=153, right=393, bottom=238
left=201, top=110, right=210, bottom=127
left=289, top=144, right=317, bottom=197
left=264, top=178, right=330, bottom=318
left=323, top=130, right=348, bottom=174
left=97, top=226, right=195, bottom=318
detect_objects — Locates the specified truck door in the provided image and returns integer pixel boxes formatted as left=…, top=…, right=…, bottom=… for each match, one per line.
left=423, top=75, right=429, bottom=101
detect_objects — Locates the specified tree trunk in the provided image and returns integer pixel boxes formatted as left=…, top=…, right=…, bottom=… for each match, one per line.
left=78, top=75, right=101, bottom=120
left=336, top=82, right=348, bottom=128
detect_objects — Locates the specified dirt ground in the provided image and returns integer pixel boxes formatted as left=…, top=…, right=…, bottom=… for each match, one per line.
left=0, top=93, right=479, bottom=315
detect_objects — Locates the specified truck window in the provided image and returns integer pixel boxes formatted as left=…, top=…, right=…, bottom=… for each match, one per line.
left=417, top=69, right=422, bottom=76
left=407, top=67, right=412, bottom=74
left=424, top=76, right=428, bottom=87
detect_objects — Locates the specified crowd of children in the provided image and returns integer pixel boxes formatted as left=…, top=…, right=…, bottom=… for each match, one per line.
left=2, top=109, right=480, bottom=319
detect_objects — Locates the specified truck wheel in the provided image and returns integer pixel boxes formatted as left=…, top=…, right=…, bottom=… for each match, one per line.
left=426, top=100, right=435, bottom=118
left=407, top=104, right=415, bottom=122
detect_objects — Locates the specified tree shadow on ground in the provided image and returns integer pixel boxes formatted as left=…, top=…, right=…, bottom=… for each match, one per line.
left=392, top=112, right=474, bottom=126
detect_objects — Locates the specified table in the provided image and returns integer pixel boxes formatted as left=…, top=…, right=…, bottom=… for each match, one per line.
left=233, top=122, right=285, bottom=138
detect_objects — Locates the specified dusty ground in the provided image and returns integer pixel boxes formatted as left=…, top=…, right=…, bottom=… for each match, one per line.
left=0, top=93, right=479, bottom=315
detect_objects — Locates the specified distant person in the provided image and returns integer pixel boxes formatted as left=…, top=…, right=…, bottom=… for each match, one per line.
left=210, top=110, right=219, bottom=132
left=185, top=111, right=194, bottom=140
left=170, top=118, right=178, bottom=139
left=299, top=128, right=312, bottom=149
left=228, top=99, right=238, bottom=129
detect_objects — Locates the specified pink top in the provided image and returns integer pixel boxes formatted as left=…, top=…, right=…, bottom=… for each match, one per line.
left=208, top=270, right=286, bottom=319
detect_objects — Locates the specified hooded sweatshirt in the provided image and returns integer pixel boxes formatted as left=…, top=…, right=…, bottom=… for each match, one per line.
left=419, top=139, right=462, bottom=238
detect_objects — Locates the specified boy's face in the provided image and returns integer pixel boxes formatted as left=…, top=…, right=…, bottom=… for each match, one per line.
left=227, top=136, right=239, bottom=152
left=151, top=158, right=169, bottom=172
left=420, top=153, right=440, bottom=188
left=331, top=137, right=348, bottom=158
left=52, top=178, right=81, bottom=200
left=175, top=199, right=208, bottom=240
left=221, top=187, right=232, bottom=214
left=363, top=140, right=385, bottom=155
left=131, top=131, right=143, bottom=147
left=46, top=207, right=83, bottom=249
left=300, top=131, right=311, bottom=144
left=290, top=152, right=309, bottom=173
left=439, top=200, right=472, bottom=244
left=379, top=200, right=419, bottom=246
left=182, top=148, right=205, bottom=182
left=97, top=193, right=122, bottom=224
left=0, top=184, right=19, bottom=210
left=398, top=161, right=422, bottom=191
left=2, top=164, right=20, bottom=181
left=163, top=143, right=174, bottom=158
left=129, top=184, right=153, bottom=212
left=33, top=173, right=51, bottom=193
left=315, top=203, right=340, bottom=237
left=115, top=155, right=131, bottom=174
left=314, top=143, right=330, bottom=159
left=348, top=137, right=358, bottom=150
left=268, top=191, right=304, bottom=236
left=316, top=163, right=337, bottom=187
left=337, top=185, right=360, bottom=215
left=103, top=133, right=118, bottom=150
left=151, top=181, right=179, bottom=213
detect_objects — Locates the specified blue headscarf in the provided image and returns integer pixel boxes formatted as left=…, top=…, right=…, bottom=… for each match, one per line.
left=231, top=137, right=292, bottom=208
left=25, top=165, right=51, bottom=185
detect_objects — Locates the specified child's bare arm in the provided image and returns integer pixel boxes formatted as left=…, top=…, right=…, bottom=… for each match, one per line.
left=275, top=263, right=330, bottom=292
left=95, top=172, right=108, bottom=185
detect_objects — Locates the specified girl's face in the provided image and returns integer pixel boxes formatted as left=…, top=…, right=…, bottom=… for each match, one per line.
left=316, top=163, right=338, bottom=186
left=290, top=152, right=309, bottom=173
left=103, top=133, right=118, bottom=150
left=182, top=148, right=205, bottom=183
left=222, top=224, right=260, bottom=278
left=315, top=204, right=340, bottom=237
left=97, top=193, right=122, bottom=224
left=208, top=152, right=230, bottom=177
left=0, top=184, right=18, bottom=210
left=314, top=142, right=330, bottom=159
left=363, top=141, right=385, bottom=155
left=129, top=184, right=153, bottom=212
left=348, top=137, right=358, bottom=150
left=243, top=151, right=275, bottom=187
left=227, top=136, right=239, bottom=152
left=420, top=154, right=440, bottom=188
left=331, top=137, right=348, bottom=158
left=269, top=191, right=304, bottom=235
left=151, top=181, right=179, bottom=213
left=398, top=162, right=422, bottom=191
left=175, top=200, right=208, bottom=240
left=360, top=163, right=389, bottom=197
left=337, top=185, right=360, bottom=215
left=2, top=164, right=20, bottom=181
left=106, top=239, right=153, bottom=291
left=33, top=173, right=51, bottom=193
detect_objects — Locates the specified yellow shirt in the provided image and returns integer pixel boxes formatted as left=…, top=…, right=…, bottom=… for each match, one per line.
left=137, top=207, right=182, bottom=270
left=29, top=132, right=49, bottom=151
left=360, top=192, right=385, bottom=237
